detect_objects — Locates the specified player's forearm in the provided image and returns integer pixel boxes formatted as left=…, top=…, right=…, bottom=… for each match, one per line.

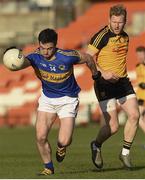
left=85, top=55, right=98, bottom=75
left=3, top=47, right=31, bottom=71
left=21, top=57, right=31, bottom=69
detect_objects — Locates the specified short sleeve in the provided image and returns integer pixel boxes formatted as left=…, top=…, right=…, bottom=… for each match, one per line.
left=26, top=53, right=36, bottom=66
left=64, top=50, right=81, bottom=64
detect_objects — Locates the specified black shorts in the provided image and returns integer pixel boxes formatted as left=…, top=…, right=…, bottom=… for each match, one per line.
left=94, top=77, right=135, bottom=102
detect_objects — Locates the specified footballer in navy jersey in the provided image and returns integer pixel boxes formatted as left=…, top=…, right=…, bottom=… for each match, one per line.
left=26, top=48, right=81, bottom=98
left=5, top=28, right=98, bottom=175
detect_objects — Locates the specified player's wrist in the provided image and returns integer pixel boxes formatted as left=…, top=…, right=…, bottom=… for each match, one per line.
left=92, top=71, right=101, bottom=80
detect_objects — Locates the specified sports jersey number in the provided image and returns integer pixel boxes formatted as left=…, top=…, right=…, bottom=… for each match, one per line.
left=50, top=66, right=56, bottom=71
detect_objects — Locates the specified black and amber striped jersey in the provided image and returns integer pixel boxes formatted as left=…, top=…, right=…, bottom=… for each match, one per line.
left=136, top=62, right=145, bottom=100
left=136, top=62, right=145, bottom=84
left=88, top=25, right=129, bottom=77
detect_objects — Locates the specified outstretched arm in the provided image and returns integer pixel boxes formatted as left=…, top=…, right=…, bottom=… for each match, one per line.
left=20, top=57, right=31, bottom=69
left=3, top=47, right=31, bottom=71
left=77, top=52, right=98, bottom=76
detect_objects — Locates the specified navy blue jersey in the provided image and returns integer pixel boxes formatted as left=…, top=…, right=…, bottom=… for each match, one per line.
left=26, top=48, right=81, bottom=98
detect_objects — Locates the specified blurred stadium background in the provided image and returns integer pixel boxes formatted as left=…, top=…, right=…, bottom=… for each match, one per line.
left=0, top=0, right=145, bottom=178
left=0, top=0, right=145, bottom=128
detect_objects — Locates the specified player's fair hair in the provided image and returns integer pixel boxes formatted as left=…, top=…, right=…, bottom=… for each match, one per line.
left=38, top=28, right=58, bottom=46
left=136, top=46, right=145, bottom=52
left=110, top=4, right=127, bottom=21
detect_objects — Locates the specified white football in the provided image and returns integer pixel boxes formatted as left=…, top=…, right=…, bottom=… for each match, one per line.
left=3, top=48, right=24, bottom=70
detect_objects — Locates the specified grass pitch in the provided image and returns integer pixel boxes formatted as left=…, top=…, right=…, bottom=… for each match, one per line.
left=0, top=123, right=145, bottom=179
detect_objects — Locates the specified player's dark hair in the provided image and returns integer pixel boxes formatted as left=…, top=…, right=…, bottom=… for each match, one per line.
left=136, top=46, right=145, bottom=52
left=38, top=28, right=58, bottom=46
left=110, top=4, right=127, bottom=21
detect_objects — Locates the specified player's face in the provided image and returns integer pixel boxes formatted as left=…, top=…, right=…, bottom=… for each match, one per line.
left=109, top=15, right=126, bottom=35
left=39, top=42, right=56, bottom=59
left=136, top=51, right=145, bottom=63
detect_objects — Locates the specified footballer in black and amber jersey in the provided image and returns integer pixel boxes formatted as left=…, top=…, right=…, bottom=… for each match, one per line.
left=87, top=5, right=139, bottom=171
left=88, top=25, right=129, bottom=78
left=135, top=46, right=145, bottom=105
left=136, top=62, right=145, bottom=103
